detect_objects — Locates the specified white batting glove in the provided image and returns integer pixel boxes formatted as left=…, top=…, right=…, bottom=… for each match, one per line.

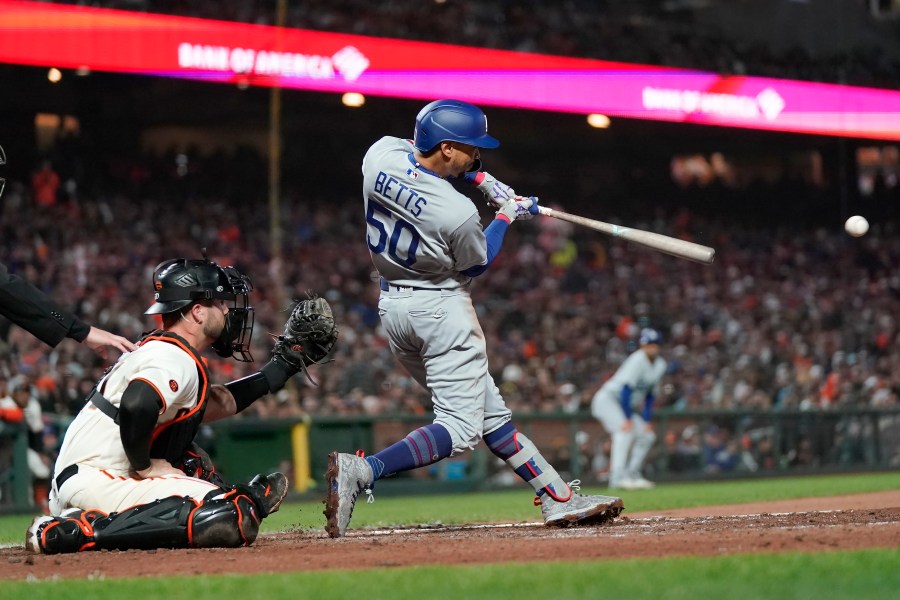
left=466, top=171, right=517, bottom=206
left=496, top=196, right=539, bottom=222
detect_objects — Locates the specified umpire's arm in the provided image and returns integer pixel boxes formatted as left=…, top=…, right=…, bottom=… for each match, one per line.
left=0, top=261, right=90, bottom=346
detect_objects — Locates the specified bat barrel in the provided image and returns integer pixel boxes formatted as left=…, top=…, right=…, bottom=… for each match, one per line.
left=538, top=206, right=715, bottom=264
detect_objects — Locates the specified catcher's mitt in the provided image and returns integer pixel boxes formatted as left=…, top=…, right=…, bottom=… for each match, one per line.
left=273, top=294, right=338, bottom=376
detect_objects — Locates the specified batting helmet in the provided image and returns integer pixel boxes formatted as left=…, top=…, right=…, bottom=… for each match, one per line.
left=639, top=328, right=662, bottom=346
left=145, top=258, right=255, bottom=361
left=413, top=99, right=500, bottom=152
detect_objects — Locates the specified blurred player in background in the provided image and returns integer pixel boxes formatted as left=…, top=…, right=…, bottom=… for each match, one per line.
left=592, top=328, right=666, bottom=490
left=324, top=99, right=623, bottom=538
left=26, top=256, right=334, bottom=554
left=0, top=378, right=53, bottom=511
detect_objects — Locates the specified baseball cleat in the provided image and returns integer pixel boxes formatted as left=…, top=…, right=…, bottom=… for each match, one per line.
left=247, top=472, right=290, bottom=517
left=25, top=515, right=54, bottom=553
left=26, top=511, right=95, bottom=554
left=323, top=451, right=374, bottom=538
left=539, top=490, right=624, bottom=527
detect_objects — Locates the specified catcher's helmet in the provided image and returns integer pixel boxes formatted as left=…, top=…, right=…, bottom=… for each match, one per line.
left=145, top=258, right=255, bottom=361
left=413, top=99, right=500, bottom=152
left=639, top=328, right=662, bottom=346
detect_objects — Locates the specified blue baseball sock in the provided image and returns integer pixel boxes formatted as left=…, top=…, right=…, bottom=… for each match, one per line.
left=365, top=423, right=453, bottom=481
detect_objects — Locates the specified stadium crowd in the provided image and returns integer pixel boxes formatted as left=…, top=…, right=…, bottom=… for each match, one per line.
left=2, top=140, right=900, bottom=491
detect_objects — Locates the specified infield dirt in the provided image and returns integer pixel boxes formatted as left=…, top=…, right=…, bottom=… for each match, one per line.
left=4, top=490, right=899, bottom=580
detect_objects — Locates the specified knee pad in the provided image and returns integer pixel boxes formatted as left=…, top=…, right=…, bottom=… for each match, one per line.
left=190, top=492, right=261, bottom=548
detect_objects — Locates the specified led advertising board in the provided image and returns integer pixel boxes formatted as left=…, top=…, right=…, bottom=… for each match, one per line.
left=1, top=0, right=899, bottom=140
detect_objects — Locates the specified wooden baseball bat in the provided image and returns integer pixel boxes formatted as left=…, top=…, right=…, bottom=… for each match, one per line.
left=538, top=206, right=716, bottom=264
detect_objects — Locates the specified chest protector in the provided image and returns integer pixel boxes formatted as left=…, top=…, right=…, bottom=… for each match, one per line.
left=89, top=330, right=211, bottom=466
left=143, top=331, right=211, bottom=464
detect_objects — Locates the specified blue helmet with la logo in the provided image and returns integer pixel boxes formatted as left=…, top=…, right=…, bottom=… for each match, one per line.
left=413, top=99, right=500, bottom=152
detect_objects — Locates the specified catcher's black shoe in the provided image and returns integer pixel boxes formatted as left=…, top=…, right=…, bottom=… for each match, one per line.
left=26, top=509, right=99, bottom=554
left=245, top=472, right=289, bottom=518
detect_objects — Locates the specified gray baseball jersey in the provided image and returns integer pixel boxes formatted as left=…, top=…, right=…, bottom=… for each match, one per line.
left=361, top=135, right=512, bottom=452
left=362, top=136, right=487, bottom=288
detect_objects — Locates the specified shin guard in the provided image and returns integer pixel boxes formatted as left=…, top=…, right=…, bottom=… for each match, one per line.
left=485, top=425, right=571, bottom=502
left=93, top=491, right=260, bottom=550
left=91, top=496, right=196, bottom=550
left=189, top=489, right=261, bottom=547
left=34, top=491, right=262, bottom=553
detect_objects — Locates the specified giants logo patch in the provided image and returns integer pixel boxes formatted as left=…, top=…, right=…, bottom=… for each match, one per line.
left=169, top=380, right=179, bottom=392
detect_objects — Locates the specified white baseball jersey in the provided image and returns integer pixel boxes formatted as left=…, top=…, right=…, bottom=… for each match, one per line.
left=600, top=349, right=667, bottom=409
left=361, top=136, right=488, bottom=288
left=55, top=336, right=205, bottom=476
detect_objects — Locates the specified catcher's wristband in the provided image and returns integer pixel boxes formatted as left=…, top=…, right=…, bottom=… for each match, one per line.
left=225, top=360, right=293, bottom=413
left=260, top=358, right=294, bottom=392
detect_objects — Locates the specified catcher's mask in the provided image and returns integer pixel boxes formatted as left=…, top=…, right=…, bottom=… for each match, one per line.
left=145, top=257, right=255, bottom=362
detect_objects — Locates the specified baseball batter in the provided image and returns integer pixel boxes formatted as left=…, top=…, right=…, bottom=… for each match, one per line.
left=324, top=99, right=623, bottom=538
left=592, top=328, right=666, bottom=489
left=26, top=257, right=337, bottom=554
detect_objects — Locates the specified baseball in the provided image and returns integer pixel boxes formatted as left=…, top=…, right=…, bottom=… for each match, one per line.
left=844, top=215, right=869, bottom=237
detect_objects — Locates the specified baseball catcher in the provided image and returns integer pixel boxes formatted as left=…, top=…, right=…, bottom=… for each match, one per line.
left=27, top=257, right=338, bottom=554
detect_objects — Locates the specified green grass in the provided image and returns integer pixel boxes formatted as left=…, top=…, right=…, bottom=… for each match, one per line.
left=3, top=472, right=899, bottom=599
left=2, top=549, right=899, bottom=600
left=3, top=471, right=900, bottom=545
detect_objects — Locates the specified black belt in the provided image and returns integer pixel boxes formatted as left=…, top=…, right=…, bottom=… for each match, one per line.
left=378, top=277, right=445, bottom=292
left=55, top=464, right=78, bottom=490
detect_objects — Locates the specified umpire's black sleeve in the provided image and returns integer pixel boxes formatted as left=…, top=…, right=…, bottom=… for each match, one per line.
left=119, top=379, right=164, bottom=473
left=0, top=261, right=91, bottom=347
